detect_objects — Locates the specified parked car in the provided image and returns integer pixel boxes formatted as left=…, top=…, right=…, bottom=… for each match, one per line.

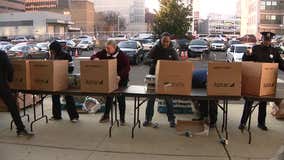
left=176, top=38, right=190, bottom=51
left=76, top=40, right=94, bottom=50
left=188, top=39, right=210, bottom=58
left=36, top=42, right=50, bottom=52
left=7, top=43, right=48, bottom=59
left=0, top=42, right=13, bottom=52
left=210, top=40, right=227, bottom=51
left=227, top=40, right=241, bottom=48
left=238, top=34, right=257, bottom=43
left=118, top=40, right=144, bottom=65
left=207, top=34, right=227, bottom=42
left=11, top=36, right=28, bottom=44
left=226, top=44, right=248, bottom=62
left=108, top=34, right=128, bottom=41
left=139, top=39, right=155, bottom=52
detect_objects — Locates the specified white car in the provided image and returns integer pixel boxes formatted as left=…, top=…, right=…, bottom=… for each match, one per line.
left=210, top=40, right=227, bottom=51
left=226, top=44, right=248, bottom=62
left=76, top=40, right=94, bottom=50
left=0, top=41, right=13, bottom=52
left=108, top=34, right=128, bottom=41
left=12, top=36, right=28, bottom=43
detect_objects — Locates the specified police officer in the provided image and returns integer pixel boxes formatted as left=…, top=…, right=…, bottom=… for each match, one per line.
left=0, top=50, right=34, bottom=136
left=143, top=32, right=179, bottom=128
left=239, top=32, right=284, bottom=131
left=49, top=41, right=79, bottom=123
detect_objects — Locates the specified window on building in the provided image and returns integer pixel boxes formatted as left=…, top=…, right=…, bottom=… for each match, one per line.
left=266, top=1, right=272, bottom=6
left=272, top=1, right=277, bottom=6
left=271, top=15, right=276, bottom=20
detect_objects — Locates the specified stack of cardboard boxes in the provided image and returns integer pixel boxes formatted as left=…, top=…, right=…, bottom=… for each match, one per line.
left=0, top=60, right=69, bottom=111
left=155, top=60, right=279, bottom=97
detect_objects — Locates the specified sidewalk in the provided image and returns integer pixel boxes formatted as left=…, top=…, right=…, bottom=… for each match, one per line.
left=0, top=98, right=283, bottom=160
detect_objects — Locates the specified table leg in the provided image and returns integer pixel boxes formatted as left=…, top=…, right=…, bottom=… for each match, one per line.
left=248, top=109, right=252, bottom=144
left=137, top=97, right=141, bottom=128
left=109, top=97, right=114, bottom=138
left=132, top=97, right=137, bottom=138
left=225, top=100, right=229, bottom=140
left=222, top=100, right=225, bottom=133
left=30, top=94, right=48, bottom=132
left=114, top=97, right=119, bottom=127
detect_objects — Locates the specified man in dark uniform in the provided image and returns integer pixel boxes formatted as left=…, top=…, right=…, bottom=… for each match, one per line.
left=239, top=32, right=284, bottom=131
left=191, top=69, right=218, bottom=128
left=0, top=50, right=34, bottom=136
left=90, top=40, right=130, bottom=125
left=143, top=32, right=179, bottom=128
left=49, top=41, right=79, bottom=123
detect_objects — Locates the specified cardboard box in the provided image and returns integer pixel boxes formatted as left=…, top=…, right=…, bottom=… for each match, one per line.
left=155, top=60, right=193, bottom=95
left=9, top=60, right=31, bottom=90
left=80, top=59, right=118, bottom=93
left=242, top=62, right=278, bottom=96
left=207, top=62, right=242, bottom=96
left=30, top=60, right=68, bottom=91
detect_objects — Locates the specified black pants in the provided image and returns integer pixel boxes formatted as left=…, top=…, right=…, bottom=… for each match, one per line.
left=198, top=100, right=218, bottom=124
left=104, top=80, right=128, bottom=121
left=240, top=100, right=267, bottom=126
left=52, top=95, right=79, bottom=120
left=104, top=95, right=126, bottom=121
left=0, top=89, right=25, bottom=132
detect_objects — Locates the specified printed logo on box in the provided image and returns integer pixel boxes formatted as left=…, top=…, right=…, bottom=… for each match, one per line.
left=85, top=80, right=104, bottom=85
left=263, top=83, right=275, bottom=88
left=35, top=79, right=49, bottom=84
left=163, top=82, right=185, bottom=88
left=214, top=82, right=235, bottom=88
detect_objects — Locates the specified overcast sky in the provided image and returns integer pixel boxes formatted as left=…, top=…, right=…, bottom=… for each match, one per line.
left=145, top=0, right=238, bottom=18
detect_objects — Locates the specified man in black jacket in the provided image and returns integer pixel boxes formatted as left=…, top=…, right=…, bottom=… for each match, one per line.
left=0, top=50, right=33, bottom=136
left=49, top=41, right=79, bottom=123
left=143, top=32, right=179, bottom=128
left=239, top=32, right=284, bottom=131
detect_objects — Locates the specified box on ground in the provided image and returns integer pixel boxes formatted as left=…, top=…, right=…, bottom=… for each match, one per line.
left=80, top=59, right=118, bottom=93
left=207, top=62, right=242, bottom=96
left=176, top=120, right=209, bottom=136
left=242, top=62, right=278, bottom=96
left=30, top=60, right=68, bottom=91
left=9, top=59, right=31, bottom=90
left=155, top=60, right=193, bottom=95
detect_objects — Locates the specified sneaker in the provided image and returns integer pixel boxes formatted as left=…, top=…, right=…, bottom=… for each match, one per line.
left=143, top=120, right=152, bottom=127
left=71, top=118, right=79, bottom=123
left=257, top=124, right=268, bottom=131
left=49, top=117, right=62, bottom=121
left=238, top=124, right=246, bottom=132
left=99, top=115, right=109, bottom=123
left=17, top=130, right=34, bottom=137
left=169, top=121, right=176, bottom=128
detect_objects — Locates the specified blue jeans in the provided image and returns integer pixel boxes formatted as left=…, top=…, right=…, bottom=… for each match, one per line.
left=145, top=97, right=175, bottom=122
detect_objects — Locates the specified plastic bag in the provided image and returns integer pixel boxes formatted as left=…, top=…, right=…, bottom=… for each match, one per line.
left=82, top=96, right=101, bottom=113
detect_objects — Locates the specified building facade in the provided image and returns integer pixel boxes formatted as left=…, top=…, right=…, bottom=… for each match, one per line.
left=25, top=0, right=94, bottom=33
left=93, top=0, right=146, bottom=31
left=0, top=11, right=73, bottom=39
left=25, top=0, right=71, bottom=13
left=70, top=0, right=95, bottom=33
left=207, top=13, right=240, bottom=35
left=240, top=0, right=284, bottom=36
left=0, top=0, right=25, bottom=13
